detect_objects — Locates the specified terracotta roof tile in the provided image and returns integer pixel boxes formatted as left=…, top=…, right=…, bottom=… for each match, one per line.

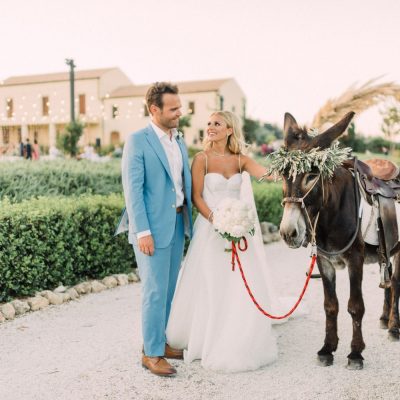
left=110, top=78, right=231, bottom=98
left=2, top=68, right=118, bottom=86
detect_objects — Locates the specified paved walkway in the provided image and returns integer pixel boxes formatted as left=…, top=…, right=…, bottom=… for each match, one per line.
left=1, top=241, right=399, bottom=400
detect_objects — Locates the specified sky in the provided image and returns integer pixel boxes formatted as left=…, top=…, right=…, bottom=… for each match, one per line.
left=1, top=0, right=399, bottom=135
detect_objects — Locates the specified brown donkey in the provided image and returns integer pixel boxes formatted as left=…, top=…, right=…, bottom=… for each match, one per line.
left=278, top=112, right=400, bottom=370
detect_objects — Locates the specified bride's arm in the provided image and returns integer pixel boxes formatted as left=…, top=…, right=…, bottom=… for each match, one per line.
left=191, top=153, right=214, bottom=222
left=241, top=155, right=273, bottom=181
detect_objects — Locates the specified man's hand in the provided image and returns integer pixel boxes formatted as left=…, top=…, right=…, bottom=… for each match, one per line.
left=138, top=235, right=155, bottom=256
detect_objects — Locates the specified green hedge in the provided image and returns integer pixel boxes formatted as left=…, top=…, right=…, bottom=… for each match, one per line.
left=0, top=194, right=134, bottom=302
left=0, top=160, right=122, bottom=202
left=0, top=180, right=284, bottom=302
left=252, top=181, right=283, bottom=226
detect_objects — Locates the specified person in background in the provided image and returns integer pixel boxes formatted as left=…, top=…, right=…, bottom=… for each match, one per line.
left=32, top=139, right=40, bottom=160
left=25, top=138, right=32, bottom=160
left=19, top=141, right=24, bottom=157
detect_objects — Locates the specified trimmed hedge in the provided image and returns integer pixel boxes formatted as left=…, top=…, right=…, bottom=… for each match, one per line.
left=0, top=180, right=284, bottom=302
left=0, top=160, right=122, bottom=202
left=0, top=194, right=134, bottom=302
left=253, top=181, right=283, bottom=226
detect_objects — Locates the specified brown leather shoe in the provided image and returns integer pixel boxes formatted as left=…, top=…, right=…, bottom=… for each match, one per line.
left=142, top=355, right=177, bottom=377
left=164, top=344, right=184, bottom=360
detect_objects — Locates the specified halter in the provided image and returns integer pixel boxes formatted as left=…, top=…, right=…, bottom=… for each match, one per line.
left=282, top=174, right=323, bottom=254
left=281, top=159, right=361, bottom=257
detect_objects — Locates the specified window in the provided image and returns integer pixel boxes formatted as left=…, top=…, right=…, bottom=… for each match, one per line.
left=42, top=96, right=49, bottom=116
left=111, top=131, right=120, bottom=145
left=79, top=94, right=86, bottom=115
left=219, top=95, right=224, bottom=111
left=112, top=105, right=119, bottom=118
left=6, top=98, right=13, bottom=118
left=2, top=127, right=10, bottom=144
left=188, top=101, right=195, bottom=115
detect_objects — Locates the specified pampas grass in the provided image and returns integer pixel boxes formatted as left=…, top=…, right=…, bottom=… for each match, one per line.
left=312, top=78, right=400, bottom=129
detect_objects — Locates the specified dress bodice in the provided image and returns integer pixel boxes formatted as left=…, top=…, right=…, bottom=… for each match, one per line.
left=202, top=173, right=242, bottom=210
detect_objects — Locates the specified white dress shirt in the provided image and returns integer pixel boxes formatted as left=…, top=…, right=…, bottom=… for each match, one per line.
left=137, top=122, right=184, bottom=239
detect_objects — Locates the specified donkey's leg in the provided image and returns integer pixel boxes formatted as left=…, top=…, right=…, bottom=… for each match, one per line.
left=388, top=253, right=400, bottom=341
left=317, top=258, right=338, bottom=367
left=347, top=254, right=365, bottom=370
left=380, top=287, right=391, bottom=329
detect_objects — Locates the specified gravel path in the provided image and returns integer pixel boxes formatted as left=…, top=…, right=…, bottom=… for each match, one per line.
left=1, top=241, right=399, bottom=400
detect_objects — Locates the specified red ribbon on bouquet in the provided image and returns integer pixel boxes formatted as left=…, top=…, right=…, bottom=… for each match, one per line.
left=231, top=237, right=248, bottom=271
left=230, top=238, right=317, bottom=319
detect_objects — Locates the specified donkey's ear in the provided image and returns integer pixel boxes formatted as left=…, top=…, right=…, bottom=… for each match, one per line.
left=283, top=113, right=299, bottom=147
left=283, top=112, right=298, bottom=136
left=311, top=112, right=355, bottom=149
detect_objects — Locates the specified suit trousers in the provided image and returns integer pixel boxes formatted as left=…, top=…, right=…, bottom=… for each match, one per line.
left=133, top=212, right=185, bottom=357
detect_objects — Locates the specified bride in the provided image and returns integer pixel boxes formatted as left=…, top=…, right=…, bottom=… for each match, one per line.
left=166, top=111, right=295, bottom=372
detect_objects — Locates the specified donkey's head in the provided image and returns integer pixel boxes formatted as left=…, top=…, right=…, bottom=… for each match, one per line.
left=279, top=112, right=355, bottom=248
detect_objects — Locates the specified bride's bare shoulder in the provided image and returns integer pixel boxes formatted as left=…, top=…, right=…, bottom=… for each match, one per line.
left=192, top=151, right=207, bottom=170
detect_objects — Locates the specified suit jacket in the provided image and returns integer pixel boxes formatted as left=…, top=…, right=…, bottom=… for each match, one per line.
left=116, top=124, right=193, bottom=248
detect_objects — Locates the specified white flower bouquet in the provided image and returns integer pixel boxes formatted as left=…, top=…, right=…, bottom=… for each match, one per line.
left=213, top=198, right=256, bottom=247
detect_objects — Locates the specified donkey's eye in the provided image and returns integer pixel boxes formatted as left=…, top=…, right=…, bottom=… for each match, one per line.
left=305, top=174, right=318, bottom=185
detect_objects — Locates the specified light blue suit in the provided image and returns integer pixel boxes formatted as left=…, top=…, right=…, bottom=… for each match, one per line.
left=116, top=124, right=193, bottom=357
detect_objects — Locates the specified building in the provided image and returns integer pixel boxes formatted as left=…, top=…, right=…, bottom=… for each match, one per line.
left=105, top=78, right=246, bottom=146
left=0, top=67, right=246, bottom=152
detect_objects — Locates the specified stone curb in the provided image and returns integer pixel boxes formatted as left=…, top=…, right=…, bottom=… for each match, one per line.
left=0, top=271, right=140, bottom=324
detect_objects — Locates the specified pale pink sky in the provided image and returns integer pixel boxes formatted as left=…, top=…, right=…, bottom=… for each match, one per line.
left=1, top=0, right=399, bottom=135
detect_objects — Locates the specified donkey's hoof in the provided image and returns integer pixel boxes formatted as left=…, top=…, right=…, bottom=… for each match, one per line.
left=317, top=353, right=333, bottom=367
left=347, top=353, right=364, bottom=370
left=388, top=329, right=400, bottom=342
left=380, top=319, right=389, bottom=329
left=347, top=358, right=363, bottom=370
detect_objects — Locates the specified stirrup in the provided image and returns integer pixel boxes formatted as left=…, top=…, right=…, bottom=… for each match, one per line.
left=379, top=262, right=391, bottom=289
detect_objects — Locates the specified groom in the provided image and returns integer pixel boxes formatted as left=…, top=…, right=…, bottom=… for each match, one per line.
left=118, top=82, right=193, bottom=377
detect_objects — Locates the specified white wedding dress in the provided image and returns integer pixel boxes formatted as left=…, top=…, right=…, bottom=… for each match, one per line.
left=166, top=171, right=298, bottom=373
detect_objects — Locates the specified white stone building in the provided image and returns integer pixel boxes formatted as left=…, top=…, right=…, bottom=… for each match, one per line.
left=0, top=67, right=246, bottom=152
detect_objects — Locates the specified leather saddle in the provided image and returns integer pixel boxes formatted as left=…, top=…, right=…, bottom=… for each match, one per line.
left=352, top=158, right=400, bottom=199
left=344, top=158, right=400, bottom=288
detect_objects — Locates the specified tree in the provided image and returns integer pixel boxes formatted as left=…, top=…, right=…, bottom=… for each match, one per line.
left=263, top=123, right=283, bottom=140
left=58, top=120, right=84, bottom=158
left=243, top=118, right=259, bottom=143
left=380, top=103, right=400, bottom=154
left=178, top=115, right=191, bottom=134
left=339, top=122, right=367, bottom=153
left=243, top=118, right=283, bottom=145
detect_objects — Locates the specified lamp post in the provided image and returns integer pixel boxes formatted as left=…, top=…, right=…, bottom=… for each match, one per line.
left=65, top=58, right=76, bottom=122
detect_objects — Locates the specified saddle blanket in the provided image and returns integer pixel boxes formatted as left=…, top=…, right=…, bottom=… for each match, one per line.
left=360, top=195, right=400, bottom=245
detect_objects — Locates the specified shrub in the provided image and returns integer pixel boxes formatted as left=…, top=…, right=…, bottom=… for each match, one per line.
left=57, top=120, right=84, bottom=157
left=0, top=160, right=122, bottom=202
left=252, top=181, right=283, bottom=226
left=0, top=194, right=135, bottom=302
left=366, top=137, right=392, bottom=154
left=0, top=177, right=285, bottom=301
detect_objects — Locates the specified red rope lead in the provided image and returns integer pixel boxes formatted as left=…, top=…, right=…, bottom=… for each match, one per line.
left=231, top=239, right=317, bottom=320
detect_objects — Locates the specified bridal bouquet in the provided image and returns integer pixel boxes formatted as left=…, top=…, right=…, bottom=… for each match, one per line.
left=213, top=198, right=256, bottom=244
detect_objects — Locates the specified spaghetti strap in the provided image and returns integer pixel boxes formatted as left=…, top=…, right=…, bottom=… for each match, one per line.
left=203, top=151, right=208, bottom=174
left=238, top=153, right=242, bottom=174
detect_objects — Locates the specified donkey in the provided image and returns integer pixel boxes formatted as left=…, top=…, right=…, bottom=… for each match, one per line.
left=278, top=112, right=400, bottom=369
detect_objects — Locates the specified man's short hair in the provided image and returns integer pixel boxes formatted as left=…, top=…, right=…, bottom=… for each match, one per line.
left=145, top=82, right=179, bottom=113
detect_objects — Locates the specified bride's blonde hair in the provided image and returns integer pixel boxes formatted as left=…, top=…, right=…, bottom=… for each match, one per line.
left=203, top=111, right=247, bottom=154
